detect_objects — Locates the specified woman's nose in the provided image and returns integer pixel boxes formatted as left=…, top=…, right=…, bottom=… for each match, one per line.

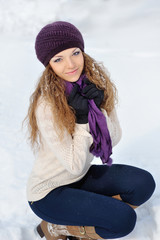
left=66, top=57, right=75, bottom=68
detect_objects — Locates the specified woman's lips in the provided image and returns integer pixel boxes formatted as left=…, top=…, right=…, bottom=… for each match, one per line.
left=66, top=69, right=78, bottom=75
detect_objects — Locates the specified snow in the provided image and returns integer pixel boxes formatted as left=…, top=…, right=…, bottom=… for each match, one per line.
left=0, top=0, right=160, bottom=239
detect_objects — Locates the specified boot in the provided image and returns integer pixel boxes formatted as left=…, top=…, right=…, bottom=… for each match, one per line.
left=112, top=194, right=138, bottom=209
left=36, top=221, right=103, bottom=240
left=67, top=225, right=103, bottom=239
left=37, top=221, right=67, bottom=240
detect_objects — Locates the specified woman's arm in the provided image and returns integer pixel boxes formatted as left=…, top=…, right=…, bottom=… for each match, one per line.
left=102, top=108, right=122, bottom=147
left=36, top=100, right=93, bottom=176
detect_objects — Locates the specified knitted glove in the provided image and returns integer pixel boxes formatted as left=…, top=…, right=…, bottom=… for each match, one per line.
left=68, top=83, right=89, bottom=124
left=82, top=78, right=104, bottom=108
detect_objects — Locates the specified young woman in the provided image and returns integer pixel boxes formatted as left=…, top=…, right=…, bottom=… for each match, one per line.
left=26, top=21, right=155, bottom=240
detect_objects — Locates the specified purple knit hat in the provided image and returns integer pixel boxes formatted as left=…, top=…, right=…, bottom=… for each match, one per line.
left=35, top=21, right=85, bottom=66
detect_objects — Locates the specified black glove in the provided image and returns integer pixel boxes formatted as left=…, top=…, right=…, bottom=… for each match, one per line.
left=68, top=84, right=89, bottom=124
left=82, top=78, right=104, bottom=108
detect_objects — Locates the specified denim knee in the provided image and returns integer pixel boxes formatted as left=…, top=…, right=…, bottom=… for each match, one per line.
left=114, top=206, right=137, bottom=238
left=132, top=170, right=155, bottom=206
left=96, top=205, right=137, bottom=239
left=121, top=168, right=156, bottom=206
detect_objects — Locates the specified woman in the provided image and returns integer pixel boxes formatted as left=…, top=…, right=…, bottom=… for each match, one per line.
left=26, top=21, right=155, bottom=240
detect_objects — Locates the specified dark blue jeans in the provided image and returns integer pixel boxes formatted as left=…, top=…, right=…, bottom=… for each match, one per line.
left=29, top=164, right=155, bottom=239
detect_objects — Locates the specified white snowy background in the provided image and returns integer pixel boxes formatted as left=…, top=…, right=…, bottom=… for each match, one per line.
left=0, top=0, right=160, bottom=239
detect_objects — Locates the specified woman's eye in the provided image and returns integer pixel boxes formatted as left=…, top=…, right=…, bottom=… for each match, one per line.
left=54, top=58, right=62, bottom=63
left=73, top=51, right=80, bottom=56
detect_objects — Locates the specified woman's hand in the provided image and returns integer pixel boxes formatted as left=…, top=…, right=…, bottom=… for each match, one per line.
left=82, top=78, right=104, bottom=108
left=68, top=84, right=89, bottom=124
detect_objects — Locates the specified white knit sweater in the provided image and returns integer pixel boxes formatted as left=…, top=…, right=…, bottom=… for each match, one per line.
left=26, top=98, right=122, bottom=201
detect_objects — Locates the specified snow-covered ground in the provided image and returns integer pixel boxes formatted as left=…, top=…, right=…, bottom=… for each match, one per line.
left=0, top=0, right=160, bottom=239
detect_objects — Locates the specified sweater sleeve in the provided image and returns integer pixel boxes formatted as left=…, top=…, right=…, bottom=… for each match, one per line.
left=102, top=108, right=122, bottom=147
left=36, top=100, right=93, bottom=176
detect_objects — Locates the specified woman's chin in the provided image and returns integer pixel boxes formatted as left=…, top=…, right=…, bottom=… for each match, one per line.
left=64, top=73, right=82, bottom=82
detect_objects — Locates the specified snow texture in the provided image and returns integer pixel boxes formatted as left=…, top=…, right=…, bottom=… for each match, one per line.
left=0, top=0, right=160, bottom=239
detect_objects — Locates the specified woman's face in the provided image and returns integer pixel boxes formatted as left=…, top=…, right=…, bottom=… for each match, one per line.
left=49, top=48, right=84, bottom=82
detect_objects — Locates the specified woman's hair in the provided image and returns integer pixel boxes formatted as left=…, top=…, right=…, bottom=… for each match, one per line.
left=24, top=52, right=118, bottom=149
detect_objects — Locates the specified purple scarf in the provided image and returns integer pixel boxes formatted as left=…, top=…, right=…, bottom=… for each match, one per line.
left=65, top=74, right=112, bottom=165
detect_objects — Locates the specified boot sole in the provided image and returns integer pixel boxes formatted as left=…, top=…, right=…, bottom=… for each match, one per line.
left=37, top=224, right=45, bottom=238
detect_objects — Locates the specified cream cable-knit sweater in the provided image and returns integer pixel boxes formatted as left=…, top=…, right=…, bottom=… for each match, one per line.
left=27, top=98, right=122, bottom=201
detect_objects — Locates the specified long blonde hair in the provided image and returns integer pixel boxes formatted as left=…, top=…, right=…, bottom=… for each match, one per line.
left=24, top=52, right=118, bottom=149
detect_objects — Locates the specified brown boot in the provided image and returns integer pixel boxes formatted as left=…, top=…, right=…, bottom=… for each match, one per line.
left=112, top=194, right=138, bottom=209
left=67, top=226, right=104, bottom=239
left=37, top=221, right=103, bottom=240
left=37, top=221, right=67, bottom=240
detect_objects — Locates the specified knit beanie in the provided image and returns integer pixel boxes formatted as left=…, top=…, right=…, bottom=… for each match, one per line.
left=35, top=21, right=85, bottom=66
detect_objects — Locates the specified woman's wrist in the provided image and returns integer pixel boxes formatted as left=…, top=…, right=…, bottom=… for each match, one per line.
left=76, top=114, right=88, bottom=124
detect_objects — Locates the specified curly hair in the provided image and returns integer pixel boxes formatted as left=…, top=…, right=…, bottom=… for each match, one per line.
left=24, top=52, right=118, bottom=149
